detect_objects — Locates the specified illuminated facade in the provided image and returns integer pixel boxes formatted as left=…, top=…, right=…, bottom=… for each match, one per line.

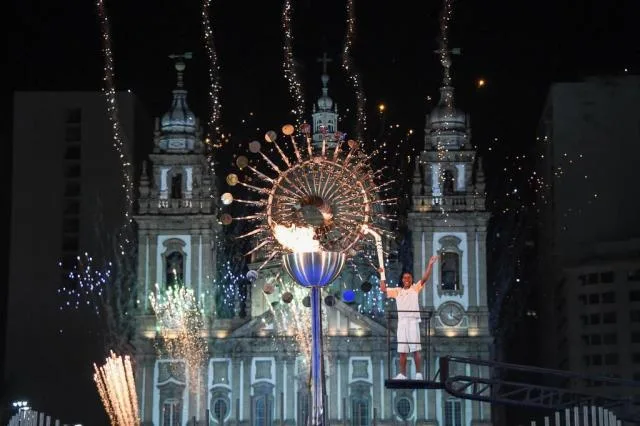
left=133, top=56, right=492, bottom=425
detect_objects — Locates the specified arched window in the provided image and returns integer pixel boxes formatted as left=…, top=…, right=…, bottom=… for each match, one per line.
left=395, top=396, right=413, bottom=420
left=212, top=398, right=228, bottom=423
left=252, top=382, right=273, bottom=426
left=442, top=169, right=456, bottom=195
left=171, top=173, right=182, bottom=199
left=350, top=382, right=371, bottom=426
left=165, top=251, right=184, bottom=287
left=444, top=398, right=462, bottom=426
left=162, top=399, right=182, bottom=426
left=297, top=389, right=310, bottom=425
left=440, top=252, right=460, bottom=291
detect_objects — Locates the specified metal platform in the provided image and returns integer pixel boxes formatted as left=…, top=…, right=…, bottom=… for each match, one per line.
left=384, top=379, right=443, bottom=390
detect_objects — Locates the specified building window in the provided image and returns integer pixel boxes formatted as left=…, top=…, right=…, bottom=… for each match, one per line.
left=444, top=398, right=462, bottom=426
left=252, top=383, right=273, bottom=426
left=592, top=354, right=602, bottom=366
left=590, top=313, right=600, bottom=325
left=588, top=273, right=599, bottom=284
left=63, top=218, right=80, bottom=234
left=162, top=399, right=182, bottom=426
left=588, top=293, right=600, bottom=304
left=600, top=271, right=614, bottom=283
left=64, top=145, right=81, bottom=160
left=171, top=173, right=183, bottom=199
left=211, top=398, right=228, bottom=423
left=63, top=200, right=80, bottom=214
left=601, top=291, right=615, bottom=303
left=297, top=390, right=310, bottom=425
left=603, top=333, right=617, bottom=345
left=590, top=334, right=602, bottom=345
left=630, top=290, right=640, bottom=302
left=604, top=353, right=619, bottom=365
left=602, top=312, right=616, bottom=324
left=351, top=397, right=370, bottom=426
left=64, top=164, right=81, bottom=178
left=628, top=269, right=640, bottom=281
left=395, top=396, right=412, bottom=420
left=441, top=252, right=460, bottom=291
left=442, top=169, right=456, bottom=195
left=62, top=236, right=79, bottom=252
left=165, top=251, right=184, bottom=287
left=64, top=182, right=81, bottom=197
left=66, top=108, right=82, bottom=123
left=65, top=126, right=81, bottom=142
left=632, top=353, right=640, bottom=364
left=631, top=332, right=640, bottom=343
left=630, top=310, right=640, bottom=323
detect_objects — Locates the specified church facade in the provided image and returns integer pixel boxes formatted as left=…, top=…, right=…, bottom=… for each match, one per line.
left=132, top=56, right=492, bottom=426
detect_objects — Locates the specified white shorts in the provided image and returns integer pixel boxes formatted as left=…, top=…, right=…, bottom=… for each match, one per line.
left=397, top=319, right=421, bottom=353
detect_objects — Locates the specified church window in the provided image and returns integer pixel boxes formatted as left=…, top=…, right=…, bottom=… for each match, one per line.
left=252, top=383, right=273, bottom=426
left=165, top=251, right=184, bottom=287
left=444, top=398, right=462, bottom=426
left=442, top=169, right=455, bottom=195
left=212, top=398, right=228, bottom=423
left=351, top=397, right=370, bottom=426
left=171, top=173, right=183, bottom=199
left=297, top=389, right=310, bottom=425
left=395, top=396, right=412, bottom=420
left=441, top=252, right=460, bottom=291
left=161, top=399, right=182, bottom=426
left=350, top=382, right=371, bottom=426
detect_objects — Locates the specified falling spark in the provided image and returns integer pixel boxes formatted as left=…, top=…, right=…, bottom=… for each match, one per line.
left=281, top=0, right=305, bottom=124
left=201, top=0, right=222, bottom=153
left=93, top=351, right=139, bottom=426
left=342, top=0, right=367, bottom=140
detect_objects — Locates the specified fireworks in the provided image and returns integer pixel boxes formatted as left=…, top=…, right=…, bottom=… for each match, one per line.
left=57, top=253, right=112, bottom=313
left=201, top=0, right=222, bottom=153
left=342, top=0, right=367, bottom=140
left=93, top=351, right=139, bottom=426
left=149, top=284, right=208, bottom=393
left=224, top=125, right=394, bottom=271
left=281, top=0, right=305, bottom=124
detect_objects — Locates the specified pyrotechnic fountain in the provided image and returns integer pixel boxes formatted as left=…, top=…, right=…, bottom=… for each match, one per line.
left=223, top=123, right=391, bottom=425
left=93, top=351, right=140, bottom=426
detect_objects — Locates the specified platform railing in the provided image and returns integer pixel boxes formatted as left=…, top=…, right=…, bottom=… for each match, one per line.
left=385, top=309, right=435, bottom=384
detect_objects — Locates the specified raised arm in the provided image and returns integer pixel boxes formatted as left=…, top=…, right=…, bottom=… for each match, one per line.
left=416, top=255, right=439, bottom=290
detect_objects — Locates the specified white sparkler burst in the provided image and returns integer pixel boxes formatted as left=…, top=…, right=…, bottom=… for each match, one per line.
left=93, top=351, right=139, bottom=426
left=149, top=284, right=207, bottom=393
left=225, top=123, right=395, bottom=269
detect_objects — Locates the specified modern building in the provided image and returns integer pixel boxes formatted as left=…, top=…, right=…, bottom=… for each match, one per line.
left=6, top=90, right=149, bottom=422
left=132, top=51, right=493, bottom=425
left=534, top=76, right=640, bottom=398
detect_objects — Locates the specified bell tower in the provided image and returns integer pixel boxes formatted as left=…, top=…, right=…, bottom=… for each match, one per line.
left=407, top=51, right=492, bottom=425
left=311, top=52, right=341, bottom=148
left=133, top=53, right=219, bottom=426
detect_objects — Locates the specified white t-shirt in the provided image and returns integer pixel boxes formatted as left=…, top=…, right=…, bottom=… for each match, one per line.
left=386, top=283, right=422, bottom=321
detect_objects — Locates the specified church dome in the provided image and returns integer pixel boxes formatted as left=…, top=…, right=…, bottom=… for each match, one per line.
left=161, top=89, right=196, bottom=134
left=428, top=86, right=467, bottom=131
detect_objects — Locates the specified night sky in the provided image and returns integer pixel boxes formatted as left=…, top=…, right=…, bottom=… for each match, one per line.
left=4, top=0, right=640, bottom=423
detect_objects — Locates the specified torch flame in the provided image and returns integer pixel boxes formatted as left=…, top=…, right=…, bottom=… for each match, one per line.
left=273, top=224, right=320, bottom=253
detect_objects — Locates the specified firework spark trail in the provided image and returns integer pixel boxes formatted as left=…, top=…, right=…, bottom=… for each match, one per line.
left=201, top=0, right=222, bottom=150
left=93, top=351, right=139, bottom=426
left=150, top=285, right=208, bottom=393
left=342, top=0, right=367, bottom=140
left=96, top=0, right=134, bottom=244
left=282, top=0, right=305, bottom=125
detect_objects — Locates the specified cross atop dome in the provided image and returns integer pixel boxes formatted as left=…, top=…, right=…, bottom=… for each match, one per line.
left=312, top=52, right=340, bottom=148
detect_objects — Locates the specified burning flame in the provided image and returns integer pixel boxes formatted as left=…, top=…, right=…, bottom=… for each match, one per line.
left=273, top=224, right=320, bottom=253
